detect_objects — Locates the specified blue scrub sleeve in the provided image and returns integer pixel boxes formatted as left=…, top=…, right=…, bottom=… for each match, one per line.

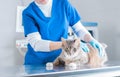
left=65, top=0, right=81, bottom=26
left=22, top=12, right=38, bottom=37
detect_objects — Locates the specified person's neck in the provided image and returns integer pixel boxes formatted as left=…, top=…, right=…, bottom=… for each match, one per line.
left=35, top=0, right=49, bottom=5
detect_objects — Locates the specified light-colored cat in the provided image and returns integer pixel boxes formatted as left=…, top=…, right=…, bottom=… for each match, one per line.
left=53, top=38, right=108, bottom=68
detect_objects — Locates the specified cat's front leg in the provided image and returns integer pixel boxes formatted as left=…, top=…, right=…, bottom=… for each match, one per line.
left=53, top=58, right=65, bottom=66
left=65, top=62, right=77, bottom=70
left=53, top=57, right=60, bottom=66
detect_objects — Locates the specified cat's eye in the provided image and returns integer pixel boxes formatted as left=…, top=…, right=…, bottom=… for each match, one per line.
left=73, top=48, right=76, bottom=52
left=65, top=48, right=69, bottom=51
left=67, top=48, right=69, bottom=50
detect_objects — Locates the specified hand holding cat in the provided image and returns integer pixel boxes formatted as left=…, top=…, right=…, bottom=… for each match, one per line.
left=89, top=39, right=103, bottom=57
left=80, top=42, right=90, bottom=52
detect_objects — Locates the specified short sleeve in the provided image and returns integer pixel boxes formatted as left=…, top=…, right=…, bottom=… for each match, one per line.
left=22, top=11, right=38, bottom=37
left=65, top=0, right=81, bottom=26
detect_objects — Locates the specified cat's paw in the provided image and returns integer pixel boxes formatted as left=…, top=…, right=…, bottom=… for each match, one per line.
left=46, top=62, right=53, bottom=70
left=66, top=63, right=77, bottom=70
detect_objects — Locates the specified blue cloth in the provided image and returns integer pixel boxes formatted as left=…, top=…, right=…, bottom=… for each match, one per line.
left=89, top=40, right=103, bottom=57
left=22, top=0, right=81, bottom=65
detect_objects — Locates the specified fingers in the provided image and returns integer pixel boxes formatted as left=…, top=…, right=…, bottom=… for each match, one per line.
left=80, top=42, right=90, bottom=52
left=87, top=44, right=97, bottom=52
left=82, top=47, right=89, bottom=52
left=96, top=44, right=104, bottom=57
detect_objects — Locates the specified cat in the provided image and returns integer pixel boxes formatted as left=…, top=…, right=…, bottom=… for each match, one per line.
left=53, top=38, right=108, bottom=68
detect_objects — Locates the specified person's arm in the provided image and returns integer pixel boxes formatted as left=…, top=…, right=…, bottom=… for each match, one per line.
left=27, top=32, right=62, bottom=52
left=49, top=42, right=62, bottom=51
left=72, top=21, right=93, bottom=42
left=72, top=21, right=103, bottom=57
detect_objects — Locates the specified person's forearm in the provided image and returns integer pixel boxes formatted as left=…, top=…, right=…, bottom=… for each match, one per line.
left=72, top=21, right=95, bottom=42
left=49, top=42, right=62, bottom=51
left=84, top=33, right=94, bottom=42
left=27, top=32, right=62, bottom=52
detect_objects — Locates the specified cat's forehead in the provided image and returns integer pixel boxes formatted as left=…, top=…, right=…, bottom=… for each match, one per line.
left=66, top=39, right=75, bottom=45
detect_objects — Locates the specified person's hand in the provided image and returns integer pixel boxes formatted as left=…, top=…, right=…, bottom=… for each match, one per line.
left=80, top=41, right=89, bottom=52
left=89, top=39, right=103, bottom=57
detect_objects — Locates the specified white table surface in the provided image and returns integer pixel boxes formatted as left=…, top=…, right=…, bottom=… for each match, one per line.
left=1, top=61, right=120, bottom=77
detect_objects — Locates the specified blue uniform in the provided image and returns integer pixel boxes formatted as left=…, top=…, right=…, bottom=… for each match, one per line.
left=22, top=0, right=81, bottom=65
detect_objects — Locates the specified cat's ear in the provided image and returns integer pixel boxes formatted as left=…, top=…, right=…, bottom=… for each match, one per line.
left=61, top=37, right=66, bottom=46
left=74, top=38, right=80, bottom=43
left=74, top=38, right=80, bottom=47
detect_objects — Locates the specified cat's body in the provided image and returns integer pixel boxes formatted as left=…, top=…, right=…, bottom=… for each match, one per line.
left=53, top=38, right=108, bottom=68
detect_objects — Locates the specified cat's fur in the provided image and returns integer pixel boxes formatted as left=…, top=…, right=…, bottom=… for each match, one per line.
left=53, top=38, right=108, bottom=68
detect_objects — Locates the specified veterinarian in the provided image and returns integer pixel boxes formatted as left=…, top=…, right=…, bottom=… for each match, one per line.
left=22, top=0, right=103, bottom=65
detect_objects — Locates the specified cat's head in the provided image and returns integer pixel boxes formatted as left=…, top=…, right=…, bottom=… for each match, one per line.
left=61, top=38, right=80, bottom=56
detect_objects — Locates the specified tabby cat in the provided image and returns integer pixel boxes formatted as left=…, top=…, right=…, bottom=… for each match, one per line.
left=53, top=38, right=108, bottom=68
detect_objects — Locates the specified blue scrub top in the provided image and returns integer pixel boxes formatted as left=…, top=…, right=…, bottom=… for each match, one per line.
left=22, top=0, right=81, bottom=65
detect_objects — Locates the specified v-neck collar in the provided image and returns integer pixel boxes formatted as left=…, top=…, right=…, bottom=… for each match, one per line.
left=32, top=0, right=55, bottom=21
